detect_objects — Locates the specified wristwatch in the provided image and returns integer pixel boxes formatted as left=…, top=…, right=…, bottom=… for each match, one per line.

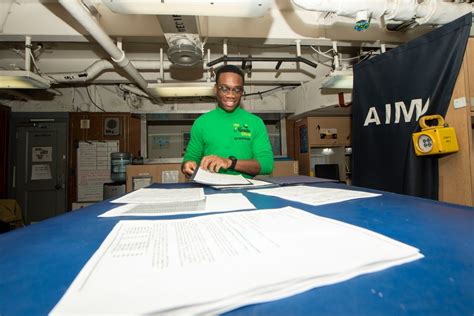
left=228, top=156, right=237, bottom=170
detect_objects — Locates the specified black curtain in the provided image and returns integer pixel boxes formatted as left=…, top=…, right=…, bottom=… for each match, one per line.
left=352, top=14, right=472, bottom=199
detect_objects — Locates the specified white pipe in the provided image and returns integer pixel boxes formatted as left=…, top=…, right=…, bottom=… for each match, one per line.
left=25, top=36, right=31, bottom=72
left=48, top=59, right=172, bottom=83
left=380, top=43, right=386, bottom=53
left=58, top=0, right=161, bottom=103
left=159, top=48, right=164, bottom=83
left=416, top=0, right=473, bottom=25
left=332, top=41, right=340, bottom=70
left=119, top=84, right=150, bottom=98
left=292, top=0, right=388, bottom=18
left=292, top=0, right=472, bottom=25
left=385, top=0, right=417, bottom=21
left=207, top=48, right=211, bottom=82
left=223, top=39, right=228, bottom=57
left=117, top=37, right=123, bottom=51
left=295, top=39, right=301, bottom=57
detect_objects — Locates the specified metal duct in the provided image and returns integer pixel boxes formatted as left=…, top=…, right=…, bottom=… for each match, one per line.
left=48, top=60, right=172, bottom=83
left=157, top=15, right=203, bottom=67
left=58, top=0, right=161, bottom=103
left=292, top=0, right=473, bottom=26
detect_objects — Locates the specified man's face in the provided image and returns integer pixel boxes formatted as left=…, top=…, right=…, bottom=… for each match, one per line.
left=215, top=72, right=244, bottom=113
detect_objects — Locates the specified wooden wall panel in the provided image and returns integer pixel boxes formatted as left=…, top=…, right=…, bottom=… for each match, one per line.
left=439, top=38, right=474, bottom=206
left=68, top=112, right=141, bottom=210
left=285, top=119, right=295, bottom=159
left=0, top=105, right=10, bottom=199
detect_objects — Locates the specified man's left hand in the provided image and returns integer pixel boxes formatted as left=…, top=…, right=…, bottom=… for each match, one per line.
left=200, top=155, right=232, bottom=173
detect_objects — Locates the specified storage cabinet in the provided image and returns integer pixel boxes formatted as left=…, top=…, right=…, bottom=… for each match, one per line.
left=294, top=117, right=351, bottom=182
left=439, top=38, right=474, bottom=206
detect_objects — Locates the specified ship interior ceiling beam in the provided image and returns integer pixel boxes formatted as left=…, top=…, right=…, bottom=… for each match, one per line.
left=207, top=56, right=318, bottom=69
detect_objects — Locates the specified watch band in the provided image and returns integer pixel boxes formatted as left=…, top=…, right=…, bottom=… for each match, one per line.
left=228, top=156, right=237, bottom=170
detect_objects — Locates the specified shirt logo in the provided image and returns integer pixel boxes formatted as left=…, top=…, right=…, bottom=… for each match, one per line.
left=233, top=123, right=251, bottom=140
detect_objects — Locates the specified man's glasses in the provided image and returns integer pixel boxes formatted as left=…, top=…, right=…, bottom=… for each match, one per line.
left=217, top=85, right=244, bottom=95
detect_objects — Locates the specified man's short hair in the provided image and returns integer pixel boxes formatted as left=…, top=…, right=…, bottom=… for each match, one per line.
left=215, top=65, right=245, bottom=85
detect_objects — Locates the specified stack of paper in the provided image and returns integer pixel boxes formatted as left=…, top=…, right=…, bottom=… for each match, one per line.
left=211, top=178, right=276, bottom=190
left=52, top=207, right=423, bottom=315
left=107, top=187, right=255, bottom=217
left=112, top=187, right=205, bottom=204
left=110, top=187, right=207, bottom=215
left=191, top=167, right=251, bottom=186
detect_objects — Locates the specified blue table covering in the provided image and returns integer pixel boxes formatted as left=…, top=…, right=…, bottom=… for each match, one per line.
left=0, top=181, right=473, bottom=315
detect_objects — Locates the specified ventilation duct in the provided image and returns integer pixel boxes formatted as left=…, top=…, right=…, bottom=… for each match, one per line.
left=166, top=34, right=202, bottom=67
left=157, top=15, right=203, bottom=67
left=292, top=0, right=473, bottom=26
left=101, top=0, right=271, bottom=17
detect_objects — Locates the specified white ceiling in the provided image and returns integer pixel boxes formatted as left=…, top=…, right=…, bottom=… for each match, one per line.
left=0, top=0, right=472, bottom=103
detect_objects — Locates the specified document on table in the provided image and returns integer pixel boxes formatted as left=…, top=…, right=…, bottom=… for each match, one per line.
left=211, top=178, right=276, bottom=190
left=111, top=187, right=205, bottom=204
left=191, top=167, right=251, bottom=185
left=51, top=206, right=423, bottom=315
left=99, top=193, right=256, bottom=217
left=250, top=185, right=380, bottom=206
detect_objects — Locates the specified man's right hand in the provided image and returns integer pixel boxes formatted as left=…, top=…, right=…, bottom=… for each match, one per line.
left=182, top=160, right=197, bottom=177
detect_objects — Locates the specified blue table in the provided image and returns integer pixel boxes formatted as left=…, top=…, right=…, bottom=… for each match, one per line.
left=1, top=181, right=473, bottom=315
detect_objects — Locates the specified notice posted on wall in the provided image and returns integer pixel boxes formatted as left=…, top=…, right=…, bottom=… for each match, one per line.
left=77, top=141, right=119, bottom=202
left=31, top=164, right=52, bottom=180
left=32, top=146, right=53, bottom=162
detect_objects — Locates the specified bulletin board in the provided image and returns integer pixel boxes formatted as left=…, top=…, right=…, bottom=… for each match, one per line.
left=77, top=140, right=119, bottom=202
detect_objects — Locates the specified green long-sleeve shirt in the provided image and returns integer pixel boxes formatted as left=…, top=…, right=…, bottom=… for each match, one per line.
left=183, top=106, right=274, bottom=177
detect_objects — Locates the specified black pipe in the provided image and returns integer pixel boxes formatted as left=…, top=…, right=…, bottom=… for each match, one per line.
left=207, top=56, right=318, bottom=68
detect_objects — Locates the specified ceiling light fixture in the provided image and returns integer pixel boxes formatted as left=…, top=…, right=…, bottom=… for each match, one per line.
left=321, top=70, right=353, bottom=92
left=0, top=70, right=51, bottom=89
left=147, top=82, right=215, bottom=98
left=101, top=0, right=272, bottom=17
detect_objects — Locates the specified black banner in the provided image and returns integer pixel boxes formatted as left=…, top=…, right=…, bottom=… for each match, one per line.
left=352, top=14, right=472, bottom=199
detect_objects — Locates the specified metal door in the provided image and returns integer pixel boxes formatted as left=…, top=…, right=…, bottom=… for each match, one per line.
left=14, top=121, right=67, bottom=224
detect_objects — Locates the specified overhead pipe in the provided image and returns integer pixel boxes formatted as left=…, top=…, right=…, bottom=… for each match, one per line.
left=159, top=48, right=164, bottom=83
left=416, top=0, right=473, bottom=25
left=292, top=0, right=472, bottom=26
left=48, top=59, right=172, bottom=83
left=207, top=56, right=318, bottom=68
left=119, top=84, right=150, bottom=98
left=332, top=41, right=340, bottom=70
left=206, top=48, right=212, bottom=82
left=58, top=0, right=161, bottom=103
left=25, top=36, right=31, bottom=72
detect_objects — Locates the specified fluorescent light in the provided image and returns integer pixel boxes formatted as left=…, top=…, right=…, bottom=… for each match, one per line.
left=0, top=71, right=50, bottom=89
left=147, top=82, right=215, bottom=98
left=321, top=70, right=353, bottom=91
left=101, top=0, right=272, bottom=17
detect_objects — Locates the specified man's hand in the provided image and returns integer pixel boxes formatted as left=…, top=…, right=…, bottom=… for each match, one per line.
left=182, top=160, right=197, bottom=176
left=200, top=155, right=232, bottom=173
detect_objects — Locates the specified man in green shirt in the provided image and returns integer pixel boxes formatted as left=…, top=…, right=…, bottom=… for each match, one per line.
left=182, top=65, right=274, bottom=178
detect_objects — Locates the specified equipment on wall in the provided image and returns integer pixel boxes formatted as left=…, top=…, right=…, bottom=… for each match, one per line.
left=412, top=115, right=459, bottom=156
left=104, top=117, right=120, bottom=136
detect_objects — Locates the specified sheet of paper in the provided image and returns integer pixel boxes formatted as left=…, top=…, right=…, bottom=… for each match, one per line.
left=211, top=178, right=275, bottom=190
left=51, top=206, right=422, bottom=315
left=77, top=140, right=118, bottom=202
left=99, top=193, right=256, bottom=217
left=32, top=146, right=52, bottom=162
left=192, top=167, right=251, bottom=186
left=77, top=170, right=111, bottom=202
left=250, top=185, right=380, bottom=206
left=31, top=164, right=52, bottom=180
left=111, top=187, right=205, bottom=204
